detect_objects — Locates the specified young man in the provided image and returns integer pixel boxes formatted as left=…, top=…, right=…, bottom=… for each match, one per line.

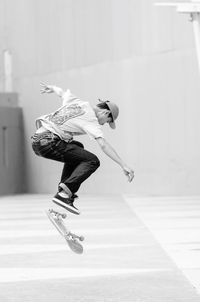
left=31, top=83, right=134, bottom=215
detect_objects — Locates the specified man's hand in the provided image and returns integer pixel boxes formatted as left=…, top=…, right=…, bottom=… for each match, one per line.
left=96, top=137, right=134, bottom=183
left=123, top=166, right=134, bottom=182
left=40, top=82, right=54, bottom=94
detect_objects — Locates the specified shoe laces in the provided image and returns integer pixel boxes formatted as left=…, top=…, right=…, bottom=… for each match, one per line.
left=68, top=198, right=79, bottom=210
left=69, top=194, right=78, bottom=204
left=68, top=197, right=75, bottom=205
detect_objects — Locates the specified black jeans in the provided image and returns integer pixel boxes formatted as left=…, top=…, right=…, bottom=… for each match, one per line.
left=31, top=131, right=100, bottom=194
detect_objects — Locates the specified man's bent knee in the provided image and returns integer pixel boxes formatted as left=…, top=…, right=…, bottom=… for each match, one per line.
left=89, top=156, right=100, bottom=171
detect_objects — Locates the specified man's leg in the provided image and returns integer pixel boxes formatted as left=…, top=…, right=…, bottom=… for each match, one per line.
left=59, top=141, right=85, bottom=193
left=53, top=141, right=100, bottom=214
left=59, top=141, right=100, bottom=195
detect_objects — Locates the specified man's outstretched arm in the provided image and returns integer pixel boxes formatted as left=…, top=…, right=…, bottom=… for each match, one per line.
left=40, top=82, right=64, bottom=97
left=96, top=137, right=134, bottom=182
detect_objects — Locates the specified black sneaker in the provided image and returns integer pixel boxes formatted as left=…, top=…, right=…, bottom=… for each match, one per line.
left=52, top=192, right=80, bottom=215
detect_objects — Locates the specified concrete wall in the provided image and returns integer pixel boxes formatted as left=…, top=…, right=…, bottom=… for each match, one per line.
left=0, top=94, right=24, bottom=195
left=1, top=0, right=200, bottom=196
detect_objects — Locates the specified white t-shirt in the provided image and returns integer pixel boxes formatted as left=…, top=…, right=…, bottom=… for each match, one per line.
left=36, top=89, right=104, bottom=142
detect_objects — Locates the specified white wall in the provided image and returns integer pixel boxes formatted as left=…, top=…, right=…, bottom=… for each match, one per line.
left=1, top=0, right=200, bottom=196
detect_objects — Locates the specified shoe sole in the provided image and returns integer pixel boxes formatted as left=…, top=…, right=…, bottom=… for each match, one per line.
left=52, top=198, right=80, bottom=215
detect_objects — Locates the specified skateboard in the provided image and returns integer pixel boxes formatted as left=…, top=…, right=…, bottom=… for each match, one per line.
left=46, top=209, right=84, bottom=254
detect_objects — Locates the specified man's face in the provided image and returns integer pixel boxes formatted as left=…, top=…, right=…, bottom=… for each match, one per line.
left=97, top=109, right=112, bottom=125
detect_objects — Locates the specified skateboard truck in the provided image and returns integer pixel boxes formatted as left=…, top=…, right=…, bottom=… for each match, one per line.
left=49, top=208, right=67, bottom=219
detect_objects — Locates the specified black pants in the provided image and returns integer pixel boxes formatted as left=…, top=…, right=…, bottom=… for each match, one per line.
left=31, top=131, right=100, bottom=194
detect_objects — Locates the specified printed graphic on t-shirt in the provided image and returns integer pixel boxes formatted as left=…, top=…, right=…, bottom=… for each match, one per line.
left=47, top=104, right=85, bottom=126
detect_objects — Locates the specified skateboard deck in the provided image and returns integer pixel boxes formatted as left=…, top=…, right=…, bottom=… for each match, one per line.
left=46, top=209, right=84, bottom=254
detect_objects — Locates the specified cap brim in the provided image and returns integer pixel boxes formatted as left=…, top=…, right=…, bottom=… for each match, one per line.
left=109, top=121, right=116, bottom=129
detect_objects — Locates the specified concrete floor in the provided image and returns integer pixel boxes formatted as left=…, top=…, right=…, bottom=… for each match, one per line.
left=0, top=194, right=199, bottom=302
left=125, top=195, right=200, bottom=295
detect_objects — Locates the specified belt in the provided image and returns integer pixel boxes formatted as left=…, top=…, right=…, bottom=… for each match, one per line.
left=31, top=131, right=60, bottom=143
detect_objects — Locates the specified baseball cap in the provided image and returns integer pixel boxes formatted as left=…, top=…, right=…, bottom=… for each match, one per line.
left=105, top=100, right=119, bottom=129
left=98, top=99, right=119, bottom=129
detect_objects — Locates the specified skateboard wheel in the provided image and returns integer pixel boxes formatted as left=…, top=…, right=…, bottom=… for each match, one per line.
left=79, top=236, right=84, bottom=241
left=62, top=214, right=67, bottom=219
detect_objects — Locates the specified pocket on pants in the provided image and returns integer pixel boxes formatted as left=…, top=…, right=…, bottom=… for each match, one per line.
left=32, top=141, right=52, bottom=157
left=32, top=143, right=42, bottom=156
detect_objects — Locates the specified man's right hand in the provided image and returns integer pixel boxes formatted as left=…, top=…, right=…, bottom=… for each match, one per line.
left=123, top=166, right=134, bottom=182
